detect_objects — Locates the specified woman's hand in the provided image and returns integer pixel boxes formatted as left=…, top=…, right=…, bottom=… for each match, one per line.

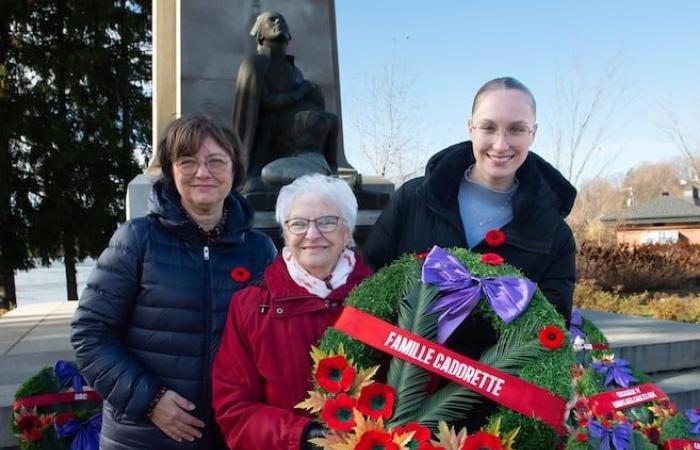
left=150, top=390, right=205, bottom=442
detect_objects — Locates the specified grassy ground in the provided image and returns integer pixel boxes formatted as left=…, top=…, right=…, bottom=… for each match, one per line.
left=574, top=280, right=700, bottom=324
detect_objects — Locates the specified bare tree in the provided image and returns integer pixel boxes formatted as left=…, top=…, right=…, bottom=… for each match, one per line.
left=660, top=100, right=700, bottom=180
left=545, top=56, right=635, bottom=186
left=567, top=176, right=623, bottom=244
left=349, top=62, right=427, bottom=185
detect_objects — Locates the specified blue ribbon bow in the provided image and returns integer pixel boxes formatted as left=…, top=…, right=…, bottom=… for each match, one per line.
left=588, top=419, right=632, bottom=450
left=686, top=408, right=700, bottom=434
left=421, top=246, right=536, bottom=344
left=54, top=361, right=86, bottom=393
left=570, top=310, right=586, bottom=343
left=590, top=358, right=638, bottom=388
left=55, top=414, right=101, bottom=450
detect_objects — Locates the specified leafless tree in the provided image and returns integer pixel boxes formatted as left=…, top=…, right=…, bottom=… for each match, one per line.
left=567, top=176, right=623, bottom=244
left=349, top=62, right=427, bottom=186
left=660, top=100, right=700, bottom=181
left=545, top=56, right=635, bottom=186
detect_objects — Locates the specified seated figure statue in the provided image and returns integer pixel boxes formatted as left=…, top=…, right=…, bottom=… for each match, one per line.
left=233, top=11, right=339, bottom=193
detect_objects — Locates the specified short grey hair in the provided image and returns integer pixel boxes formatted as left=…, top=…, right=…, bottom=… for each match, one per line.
left=275, top=174, right=358, bottom=243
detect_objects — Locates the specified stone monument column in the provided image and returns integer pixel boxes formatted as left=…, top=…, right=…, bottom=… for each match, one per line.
left=127, top=0, right=393, bottom=246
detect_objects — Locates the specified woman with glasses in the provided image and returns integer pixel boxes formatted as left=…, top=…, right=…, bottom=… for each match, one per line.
left=364, top=76, right=576, bottom=367
left=212, top=174, right=372, bottom=450
left=71, top=115, right=276, bottom=450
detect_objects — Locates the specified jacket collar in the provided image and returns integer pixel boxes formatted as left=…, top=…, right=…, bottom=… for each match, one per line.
left=418, top=142, right=576, bottom=253
left=263, top=253, right=372, bottom=302
left=147, top=180, right=255, bottom=245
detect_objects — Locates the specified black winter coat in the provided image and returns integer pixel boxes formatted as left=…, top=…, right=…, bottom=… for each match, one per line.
left=71, top=182, right=276, bottom=450
left=364, top=141, right=577, bottom=361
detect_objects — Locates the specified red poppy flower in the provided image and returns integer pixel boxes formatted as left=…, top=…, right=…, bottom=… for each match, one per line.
left=230, top=267, right=251, bottom=283
left=320, top=394, right=356, bottom=431
left=315, top=355, right=356, bottom=393
left=539, top=325, right=565, bottom=350
left=460, top=430, right=504, bottom=450
left=16, top=413, right=41, bottom=431
left=21, top=428, right=43, bottom=442
left=575, top=432, right=588, bottom=442
left=357, top=383, right=395, bottom=420
left=415, top=252, right=429, bottom=260
left=484, top=229, right=506, bottom=247
left=393, top=422, right=431, bottom=446
left=480, top=253, right=504, bottom=266
left=355, top=430, right=399, bottom=450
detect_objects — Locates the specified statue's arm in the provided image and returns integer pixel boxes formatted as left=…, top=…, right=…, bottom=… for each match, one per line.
left=259, top=80, right=313, bottom=112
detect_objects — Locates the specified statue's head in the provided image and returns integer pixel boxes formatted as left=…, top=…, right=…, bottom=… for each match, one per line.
left=250, top=11, right=291, bottom=47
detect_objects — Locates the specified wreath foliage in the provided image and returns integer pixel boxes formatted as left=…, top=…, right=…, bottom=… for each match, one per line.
left=317, top=248, right=575, bottom=450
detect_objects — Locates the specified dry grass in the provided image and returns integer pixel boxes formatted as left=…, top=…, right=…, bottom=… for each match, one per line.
left=574, top=279, right=700, bottom=324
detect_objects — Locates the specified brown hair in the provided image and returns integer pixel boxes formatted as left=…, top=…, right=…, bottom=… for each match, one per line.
left=471, top=77, right=537, bottom=117
left=157, top=115, right=246, bottom=192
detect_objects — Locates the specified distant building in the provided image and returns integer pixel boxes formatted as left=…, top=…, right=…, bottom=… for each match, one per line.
left=601, top=187, right=700, bottom=245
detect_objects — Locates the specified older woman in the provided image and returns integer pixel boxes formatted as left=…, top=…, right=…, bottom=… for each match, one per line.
left=71, top=115, right=276, bottom=450
left=212, top=174, right=372, bottom=450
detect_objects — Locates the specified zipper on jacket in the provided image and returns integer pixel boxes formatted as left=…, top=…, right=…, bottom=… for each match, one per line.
left=202, top=245, right=212, bottom=447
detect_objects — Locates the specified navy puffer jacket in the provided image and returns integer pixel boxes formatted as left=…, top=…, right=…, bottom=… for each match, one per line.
left=71, top=181, right=276, bottom=450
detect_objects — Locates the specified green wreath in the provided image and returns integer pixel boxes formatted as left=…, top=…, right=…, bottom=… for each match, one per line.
left=317, top=247, right=575, bottom=450
left=11, top=362, right=102, bottom=450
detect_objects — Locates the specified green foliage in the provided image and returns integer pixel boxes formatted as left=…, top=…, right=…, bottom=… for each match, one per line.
left=660, top=412, right=699, bottom=443
left=317, top=247, right=576, bottom=449
left=386, top=281, right=440, bottom=427
left=2, top=0, right=152, bottom=300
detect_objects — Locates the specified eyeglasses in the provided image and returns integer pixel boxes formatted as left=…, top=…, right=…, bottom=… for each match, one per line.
left=284, top=216, right=341, bottom=235
left=174, top=156, right=230, bottom=176
left=470, top=123, right=535, bottom=143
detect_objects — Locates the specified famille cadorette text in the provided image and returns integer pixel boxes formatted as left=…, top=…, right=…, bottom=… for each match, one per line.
left=383, top=330, right=506, bottom=396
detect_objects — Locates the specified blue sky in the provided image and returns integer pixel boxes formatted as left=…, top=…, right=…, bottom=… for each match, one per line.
left=334, top=0, right=700, bottom=184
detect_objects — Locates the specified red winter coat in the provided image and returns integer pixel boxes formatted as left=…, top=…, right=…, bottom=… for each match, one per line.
left=212, top=254, right=372, bottom=450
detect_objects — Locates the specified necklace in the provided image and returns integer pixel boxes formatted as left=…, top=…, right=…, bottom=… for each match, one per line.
left=463, top=166, right=515, bottom=227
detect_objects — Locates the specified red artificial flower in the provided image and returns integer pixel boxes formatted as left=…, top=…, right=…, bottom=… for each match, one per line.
left=230, top=266, right=251, bottom=283
left=320, top=394, right=356, bottom=431
left=415, top=252, right=429, bottom=261
left=355, top=430, right=399, bottom=450
left=575, top=432, right=588, bottom=442
left=16, top=413, right=41, bottom=431
left=484, top=229, right=506, bottom=247
left=357, top=383, right=395, bottom=420
left=460, top=430, right=504, bottom=450
left=640, top=424, right=661, bottom=443
left=21, top=428, right=43, bottom=442
left=480, top=253, right=504, bottom=266
left=393, top=422, right=431, bottom=446
left=539, top=325, right=565, bottom=350
left=315, top=355, right=356, bottom=393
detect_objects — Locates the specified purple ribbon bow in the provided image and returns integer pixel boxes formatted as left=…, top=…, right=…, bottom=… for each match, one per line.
left=570, top=310, right=586, bottom=343
left=590, top=358, right=638, bottom=388
left=422, top=246, right=536, bottom=344
left=54, top=360, right=86, bottom=392
left=588, top=420, right=632, bottom=450
left=55, top=414, right=101, bottom=450
left=686, top=408, right=700, bottom=434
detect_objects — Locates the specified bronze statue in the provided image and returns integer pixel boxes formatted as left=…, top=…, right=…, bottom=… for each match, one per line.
left=233, top=11, right=339, bottom=192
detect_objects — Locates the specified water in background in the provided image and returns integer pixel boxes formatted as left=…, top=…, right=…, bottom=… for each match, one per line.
left=15, top=259, right=96, bottom=307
